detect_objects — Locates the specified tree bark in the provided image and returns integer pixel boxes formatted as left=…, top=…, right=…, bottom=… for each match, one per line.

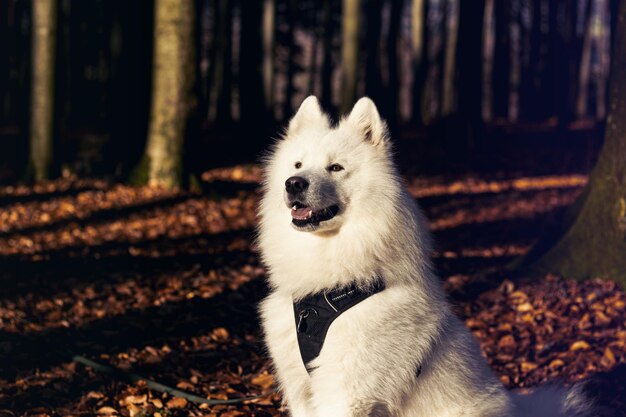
left=339, top=0, right=360, bottom=114
left=262, top=0, right=275, bottom=115
left=142, top=0, right=195, bottom=189
left=386, top=0, right=403, bottom=128
left=525, top=0, right=626, bottom=284
left=209, top=0, right=231, bottom=125
left=576, top=0, right=594, bottom=119
left=364, top=0, right=383, bottom=105
left=441, top=0, right=459, bottom=116
left=320, top=0, right=335, bottom=113
left=29, top=0, right=57, bottom=181
left=283, top=0, right=297, bottom=119
left=412, top=0, right=428, bottom=123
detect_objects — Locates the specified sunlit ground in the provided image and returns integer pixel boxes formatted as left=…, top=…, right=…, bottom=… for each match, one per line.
left=0, top=166, right=625, bottom=416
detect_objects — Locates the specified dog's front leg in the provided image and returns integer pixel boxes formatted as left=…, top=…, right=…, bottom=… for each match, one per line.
left=309, top=384, right=392, bottom=417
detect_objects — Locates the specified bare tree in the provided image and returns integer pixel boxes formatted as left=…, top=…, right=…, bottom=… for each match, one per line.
left=29, top=0, right=57, bottom=181
left=141, top=0, right=195, bottom=189
left=524, top=0, right=626, bottom=285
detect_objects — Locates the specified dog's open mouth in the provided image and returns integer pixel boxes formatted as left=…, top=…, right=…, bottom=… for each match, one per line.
left=291, top=202, right=340, bottom=227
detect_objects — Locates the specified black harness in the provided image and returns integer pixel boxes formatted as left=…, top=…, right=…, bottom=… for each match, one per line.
left=292, top=279, right=386, bottom=372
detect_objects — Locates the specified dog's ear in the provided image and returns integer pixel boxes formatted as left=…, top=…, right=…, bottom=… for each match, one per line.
left=345, top=97, right=389, bottom=148
left=286, top=96, right=329, bottom=137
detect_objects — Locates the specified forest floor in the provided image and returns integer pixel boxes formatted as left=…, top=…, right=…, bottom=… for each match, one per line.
left=1, top=160, right=625, bottom=416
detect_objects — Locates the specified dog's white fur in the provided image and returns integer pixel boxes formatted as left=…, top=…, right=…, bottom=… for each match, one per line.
left=258, top=96, right=592, bottom=417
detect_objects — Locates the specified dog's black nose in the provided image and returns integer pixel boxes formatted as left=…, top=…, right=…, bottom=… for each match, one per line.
left=285, top=176, right=309, bottom=195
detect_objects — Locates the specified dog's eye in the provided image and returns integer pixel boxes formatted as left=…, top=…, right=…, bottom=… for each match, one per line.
left=295, top=162, right=302, bottom=169
left=328, top=164, right=344, bottom=172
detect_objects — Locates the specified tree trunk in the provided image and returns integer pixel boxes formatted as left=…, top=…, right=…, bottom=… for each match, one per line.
left=339, top=0, right=360, bottom=114
left=262, top=0, right=275, bottom=115
left=364, top=0, right=383, bottom=105
left=411, top=0, right=424, bottom=63
left=142, top=0, right=194, bottom=189
left=576, top=0, right=594, bottom=118
left=441, top=0, right=459, bottom=117
left=481, top=0, right=494, bottom=121
left=209, top=0, right=231, bottom=125
left=320, top=0, right=335, bottom=113
left=385, top=0, right=403, bottom=130
left=493, top=0, right=510, bottom=120
left=29, top=0, right=57, bottom=182
left=282, top=0, right=297, bottom=119
left=412, top=0, right=428, bottom=123
left=524, top=0, right=626, bottom=284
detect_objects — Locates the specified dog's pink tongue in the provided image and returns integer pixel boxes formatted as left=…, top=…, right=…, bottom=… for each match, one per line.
left=291, top=206, right=312, bottom=220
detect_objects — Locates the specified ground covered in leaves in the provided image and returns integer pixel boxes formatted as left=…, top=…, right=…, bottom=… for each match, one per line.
left=1, top=164, right=625, bottom=416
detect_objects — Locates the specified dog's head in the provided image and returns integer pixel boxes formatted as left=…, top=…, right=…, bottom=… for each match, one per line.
left=262, top=96, right=396, bottom=234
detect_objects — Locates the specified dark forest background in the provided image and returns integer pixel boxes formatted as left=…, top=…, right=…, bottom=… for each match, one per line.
left=0, top=0, right=618, bottom=183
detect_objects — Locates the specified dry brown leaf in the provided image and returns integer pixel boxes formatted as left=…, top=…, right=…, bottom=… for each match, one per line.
left=600, top=347, right=616, bottom=368
left=166, top=397, right=188, bottom=409
left=210, top=327, right=230, bottom=342
left=251, top=372, right=275, bottom=389
left=548, top=359, right=564, bottom=368
left=176, top=381, right=195, bottom=390
left=570, top=340, right=591, bottom=351
left=497, top=335, right=516, bottom=349
left=121, top=395, right=148, bottom=406
left=520, top=362, right=538, bottom=372
left=96, top=406, right=118, bottom=415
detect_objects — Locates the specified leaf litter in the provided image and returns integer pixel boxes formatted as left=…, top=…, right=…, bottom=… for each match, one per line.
left=0, top=166, right=624, bottom=416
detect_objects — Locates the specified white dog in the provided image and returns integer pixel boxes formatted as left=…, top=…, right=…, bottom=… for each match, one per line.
left=258, top=96, right=592, bottom=417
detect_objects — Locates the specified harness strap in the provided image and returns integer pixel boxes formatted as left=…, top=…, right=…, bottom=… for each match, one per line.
left=293, top=279, right=386, bottom=373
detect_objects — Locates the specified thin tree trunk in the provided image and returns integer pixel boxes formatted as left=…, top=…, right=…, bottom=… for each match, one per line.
left=524, top=0, right=626, bottom=284
left=508, top=0, right=521, bottom=121
left=595, top=0, right=610, bottom=119
left=321, top=0, right=334, bottom=112
left=209, top=0, right=231, bottom=125
left=411, top=0, right=424, bottom=62
left=365, top=0, right=383, bottom=104
left=441, top=0, right=458, bottom=116
left=493, top=0, right=510, bottom=120
left=283, top=0, right=296, bottom=119
left=142, top=0, right=195, bottom=189
left=340, top=0, right=360, bottom=114
left=412, top=0, right=428, bottom=123
left=482, top=0, right=494, bottom=121
left=385, top=0, right=403, bottom=127
left=263, top=0, right=275, bottom=115
left=576, top=0, right=594, bottom=118
left=30, top=0, right=57, bottom=181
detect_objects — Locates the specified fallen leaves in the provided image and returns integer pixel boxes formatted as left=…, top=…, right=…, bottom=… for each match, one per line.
left=166, top=397, right=188, bottom=409
left=0, top=171, right=624, bottom=416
